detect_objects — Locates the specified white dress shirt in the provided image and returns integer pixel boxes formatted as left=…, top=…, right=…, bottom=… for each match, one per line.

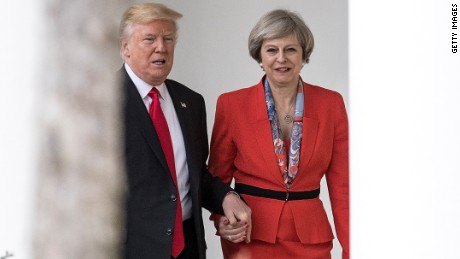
left=125, top=63, right=192, bottom=221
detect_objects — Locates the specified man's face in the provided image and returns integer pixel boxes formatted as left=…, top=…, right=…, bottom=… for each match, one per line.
left=122, top=20, right=176, bottom=86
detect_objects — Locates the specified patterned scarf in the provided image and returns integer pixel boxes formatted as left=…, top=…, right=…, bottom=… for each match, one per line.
left=264, top=78, right=304, bottom=188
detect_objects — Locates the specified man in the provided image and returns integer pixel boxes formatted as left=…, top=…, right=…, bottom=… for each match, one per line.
left=119, top=3, right=251, bottom=259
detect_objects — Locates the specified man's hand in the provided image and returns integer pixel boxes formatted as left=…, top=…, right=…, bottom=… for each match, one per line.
left=222, top=192, right=252, bottom=243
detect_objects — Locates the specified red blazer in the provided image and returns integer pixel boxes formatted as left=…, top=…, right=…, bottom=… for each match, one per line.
left=209, top=78, right=349, bottom=258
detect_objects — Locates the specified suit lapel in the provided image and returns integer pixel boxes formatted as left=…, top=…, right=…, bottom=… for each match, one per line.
left=298, top=82, right=319, bottom=176
left=123, top=70, right=170, bottom=172
left=165, top=80, right=200, bottom=195
left=165, top=80, right=193, bottom=157
left=251, top=82, right=287, bottom=185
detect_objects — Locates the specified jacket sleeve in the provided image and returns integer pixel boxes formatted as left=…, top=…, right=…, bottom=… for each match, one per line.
left=325, top=92, right=349, bottom=259
left=198, top=94, right=233, bottom=214
left=205, top=94, right=238, bottom=218
left=208, top=94, right=237, bottom=185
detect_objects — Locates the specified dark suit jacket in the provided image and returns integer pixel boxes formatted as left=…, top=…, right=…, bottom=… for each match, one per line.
left=121, top=68, right=231, bottom=259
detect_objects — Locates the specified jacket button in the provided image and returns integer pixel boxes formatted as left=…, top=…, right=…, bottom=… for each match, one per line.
left=170, top=194, right=177, bottom=202
left=166, top=228, right=173, bottom=235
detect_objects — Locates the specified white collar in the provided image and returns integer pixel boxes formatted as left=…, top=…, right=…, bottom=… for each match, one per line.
left=124, top=63, right=167, bottom=100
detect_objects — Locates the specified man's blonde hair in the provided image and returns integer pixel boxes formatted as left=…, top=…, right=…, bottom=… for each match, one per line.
left=119, top=3, right=183, bottom=54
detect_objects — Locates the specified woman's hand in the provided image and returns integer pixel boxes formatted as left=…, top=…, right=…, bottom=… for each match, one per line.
left=217, top=216, right=249, bottom=243
left=222, top=192, right=252, bottom=243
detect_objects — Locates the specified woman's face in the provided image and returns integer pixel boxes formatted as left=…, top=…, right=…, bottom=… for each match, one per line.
left=260, top=34, right=304, bottom=88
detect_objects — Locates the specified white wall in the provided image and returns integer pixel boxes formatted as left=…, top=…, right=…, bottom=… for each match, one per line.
left=350, top=0, right=460, bottom=258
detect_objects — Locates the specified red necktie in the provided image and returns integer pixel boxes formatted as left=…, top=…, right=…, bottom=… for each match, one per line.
left=148, top=88, right=184, bottom=258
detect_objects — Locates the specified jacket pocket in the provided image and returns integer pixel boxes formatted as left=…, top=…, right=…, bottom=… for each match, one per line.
left=290, top=199, right=334, bottom=244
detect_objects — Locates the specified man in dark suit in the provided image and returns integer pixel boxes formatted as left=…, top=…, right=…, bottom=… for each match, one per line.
left=119, top=3, right=251, bottom=259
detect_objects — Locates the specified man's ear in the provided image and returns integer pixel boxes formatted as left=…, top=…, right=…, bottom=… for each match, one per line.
left=121, top=40, right=130, bottom=58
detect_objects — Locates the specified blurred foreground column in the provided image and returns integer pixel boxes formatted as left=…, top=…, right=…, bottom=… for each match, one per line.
left=34, top=1, right=128, bottom=258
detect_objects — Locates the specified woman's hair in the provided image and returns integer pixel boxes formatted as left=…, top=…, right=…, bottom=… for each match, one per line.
left=119, top=3, right=183, bottom=43
left=248, top=9, right=314, bottom=64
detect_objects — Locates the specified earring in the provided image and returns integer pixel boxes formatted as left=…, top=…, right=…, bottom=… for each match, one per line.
left=259, top=63, right=264, bottom=71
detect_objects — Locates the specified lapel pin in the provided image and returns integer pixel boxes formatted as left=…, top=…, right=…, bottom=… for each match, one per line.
left=180, top=102, right=187, bottom=108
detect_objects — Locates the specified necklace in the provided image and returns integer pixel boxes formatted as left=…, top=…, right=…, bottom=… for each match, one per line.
left=276, top=103, right=295, bottom=124
left=284, top=113, right=294, bottom=124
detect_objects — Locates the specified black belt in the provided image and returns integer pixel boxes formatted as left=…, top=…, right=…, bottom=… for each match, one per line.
left=235, top=183, right=320, bottom=201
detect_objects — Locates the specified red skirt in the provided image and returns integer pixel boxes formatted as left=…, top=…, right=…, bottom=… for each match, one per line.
left=220, top=203, right=333, bottom=259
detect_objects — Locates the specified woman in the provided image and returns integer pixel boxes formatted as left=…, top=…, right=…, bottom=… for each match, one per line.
left=209, top=9, right=349, bottom=259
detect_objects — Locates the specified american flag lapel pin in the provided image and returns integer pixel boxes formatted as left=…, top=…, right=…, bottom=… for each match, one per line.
left=180, top=102, right=187, bottom=108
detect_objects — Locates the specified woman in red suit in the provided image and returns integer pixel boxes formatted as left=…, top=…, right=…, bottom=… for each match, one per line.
left=208, top=9, right=349, bottom=259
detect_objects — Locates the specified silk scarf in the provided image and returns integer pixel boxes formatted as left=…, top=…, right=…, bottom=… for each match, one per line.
left=264, top=77, right=304, bottom=188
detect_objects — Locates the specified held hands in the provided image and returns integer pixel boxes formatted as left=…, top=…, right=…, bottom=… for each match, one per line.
left=218, top=215, right=249, bottom=243
left=221, top=192, right=252, bottom=243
